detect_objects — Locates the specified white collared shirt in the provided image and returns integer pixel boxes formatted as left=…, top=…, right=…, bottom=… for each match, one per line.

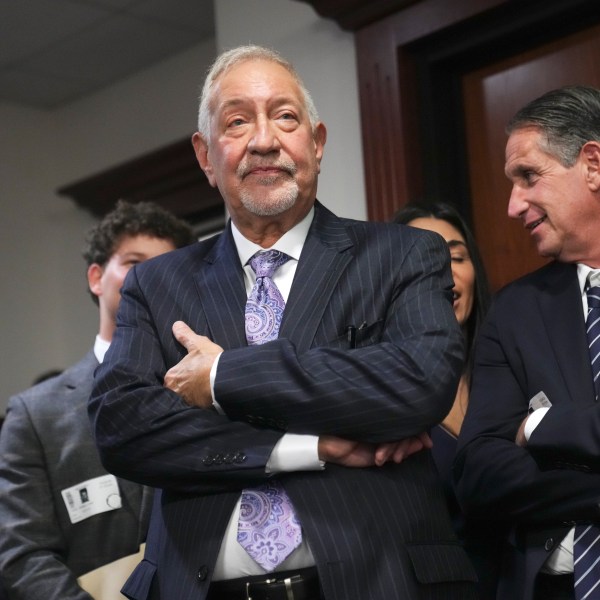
left=93, top=335, right=110, bottom=364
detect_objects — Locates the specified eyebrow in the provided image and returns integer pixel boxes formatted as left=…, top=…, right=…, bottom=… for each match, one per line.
left=218, top=95, right=302, bottom=115
left=447, top=240, right=468, bottom=249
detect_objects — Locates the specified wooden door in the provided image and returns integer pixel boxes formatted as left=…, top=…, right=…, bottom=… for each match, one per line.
left=463, top=23, right=600, bottom=291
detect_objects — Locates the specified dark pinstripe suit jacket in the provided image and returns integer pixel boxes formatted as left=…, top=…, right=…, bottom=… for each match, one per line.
left=455, top=261, right=600, bottom=600
left=90, top=201, right=477, bottom=600
left=0, top=351, right=152, bottom=600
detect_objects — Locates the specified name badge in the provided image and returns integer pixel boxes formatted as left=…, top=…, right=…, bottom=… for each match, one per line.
left=61, top=474, right=122, bottom=524
left=528, top=390, right=552, bottom=413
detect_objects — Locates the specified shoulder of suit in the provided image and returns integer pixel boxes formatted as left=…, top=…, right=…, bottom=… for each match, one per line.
left=8, top=351, right=97, bottom=411
left=134, top=234, right=220, bottom=277
left=497, top=260, right=572, bottom=294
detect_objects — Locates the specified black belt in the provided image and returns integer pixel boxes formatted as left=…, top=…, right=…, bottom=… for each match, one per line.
left=207, top=566, right=321, bottom=600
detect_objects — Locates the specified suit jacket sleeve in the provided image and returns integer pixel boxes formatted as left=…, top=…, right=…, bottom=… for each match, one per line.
left=454, top=283, right=600, bottom=525
left=215, top=230, right=461, bottom=443
left=90, top=218, right=463, bottom=495
left=0, top=396, right=92, bottom=600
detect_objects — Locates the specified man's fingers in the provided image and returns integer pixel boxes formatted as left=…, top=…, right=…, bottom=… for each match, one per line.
left=172, top=320, right=195, bottom=350
left=418, top=431, right=433, bottom=449
left=374, top=442, right=395, bottom=466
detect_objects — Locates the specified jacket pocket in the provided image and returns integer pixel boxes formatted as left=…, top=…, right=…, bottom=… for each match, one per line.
left=406, top=541, right=478, bottom=584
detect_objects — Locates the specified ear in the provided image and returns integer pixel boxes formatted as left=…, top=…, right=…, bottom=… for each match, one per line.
left=87, top=264, right=103, bottom=298
left=313, top=122, right=327, bottom=174
left=581, top=141, right=600, bottom=192
left=192, top=132, right=217, bottom=187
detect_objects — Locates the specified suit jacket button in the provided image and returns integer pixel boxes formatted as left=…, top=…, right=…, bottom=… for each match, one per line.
left=198, top=565, right=208, bottom=580
left=544, top=538, right=554, bottom=552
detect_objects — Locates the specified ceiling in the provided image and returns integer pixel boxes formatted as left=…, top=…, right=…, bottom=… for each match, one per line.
left=0, top=0, right=215, bottom=110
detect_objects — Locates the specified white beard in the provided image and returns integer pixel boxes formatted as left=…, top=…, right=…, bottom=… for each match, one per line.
left=239, top=178, right=299, bottom=216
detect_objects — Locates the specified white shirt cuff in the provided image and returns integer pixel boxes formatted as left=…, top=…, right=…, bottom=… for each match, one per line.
left=524, top=406, right=550, bottom=441
left=266, top=434, right=324, bottom=473
left=209, top=352, right=224, bottom=414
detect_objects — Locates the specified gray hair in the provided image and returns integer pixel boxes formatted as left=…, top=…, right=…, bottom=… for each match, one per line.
left=197, top=45, right=320, bottom=139
left=507, top=85, right=600, bottom=167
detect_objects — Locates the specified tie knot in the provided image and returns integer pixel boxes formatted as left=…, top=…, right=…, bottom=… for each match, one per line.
left=249, top=250, right=290, bottom=279
left=588, top=286, right=600, bottom=310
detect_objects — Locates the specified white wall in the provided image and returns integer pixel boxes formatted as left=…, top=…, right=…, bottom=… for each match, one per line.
left=0, top=39, right=217, bottom=414
left=0, top=0, right=365, bottom=414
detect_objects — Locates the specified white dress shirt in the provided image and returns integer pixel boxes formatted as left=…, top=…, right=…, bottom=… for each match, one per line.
left=211, top=208, right=323, bottom=580
left=529, top=264, right=600, bottom=574
left=94, top=335, right=110, bottom=364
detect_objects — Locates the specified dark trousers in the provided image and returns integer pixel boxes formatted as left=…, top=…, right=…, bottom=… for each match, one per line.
left=534, top=573, right=575, bottom=600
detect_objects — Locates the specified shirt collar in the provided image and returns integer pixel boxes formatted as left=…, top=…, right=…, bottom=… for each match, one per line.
left=230, top=207, right=314, bottom=267
left=94, top=335, right=110, bottom=363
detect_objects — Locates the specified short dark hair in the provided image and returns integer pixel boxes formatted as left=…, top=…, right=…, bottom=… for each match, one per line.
left=392, top=201, right=491, bottom=379
left=83, top=200, right=196, bottom=268
left=507, top=85, right=600, bottom=167
left=82, top=200, right=196, bottom=305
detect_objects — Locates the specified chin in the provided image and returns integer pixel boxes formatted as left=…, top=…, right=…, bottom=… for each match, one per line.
left=241, top=190, right=298, bottom=217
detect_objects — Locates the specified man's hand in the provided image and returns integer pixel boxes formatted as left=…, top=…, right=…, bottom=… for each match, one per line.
left=163, top=321, right=223, bottom=408
left=515, top=415, right=529, bottom=447
left=318, top=433, right=432, bottom=468
left=373, top=432, right=433, bottom=466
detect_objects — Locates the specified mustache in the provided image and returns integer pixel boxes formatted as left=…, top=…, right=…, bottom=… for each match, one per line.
left=237, top=159, right=297, bottom=178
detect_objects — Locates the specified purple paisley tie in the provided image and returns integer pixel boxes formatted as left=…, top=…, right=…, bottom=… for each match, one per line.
left=238, top=249, right=302, bottom=571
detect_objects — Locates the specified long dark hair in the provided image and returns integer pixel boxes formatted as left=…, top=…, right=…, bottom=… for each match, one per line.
left=393, top=201, right=491, bottom=380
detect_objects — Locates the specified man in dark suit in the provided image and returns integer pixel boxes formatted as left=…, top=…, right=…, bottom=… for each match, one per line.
left=89, top=45, right=477, bottom=600
left=0, top=201, right=195, bottom=600
left=454, top=85, right=600, bottom=600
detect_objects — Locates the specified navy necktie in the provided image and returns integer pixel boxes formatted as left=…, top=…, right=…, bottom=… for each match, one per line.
left=573, top=277, right=600, bottom=599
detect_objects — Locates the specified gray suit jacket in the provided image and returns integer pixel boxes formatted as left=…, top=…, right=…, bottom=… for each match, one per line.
left=90, top=202, right=478, bottom=600
left=0, top=350, right=152, bottom=600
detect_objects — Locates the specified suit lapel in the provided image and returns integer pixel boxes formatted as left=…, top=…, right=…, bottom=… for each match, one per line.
left=193, top=227, right=248, bottom=350
left=280, top=202, right=353, bottom=353
left=538, top=262, right=596, bottom=404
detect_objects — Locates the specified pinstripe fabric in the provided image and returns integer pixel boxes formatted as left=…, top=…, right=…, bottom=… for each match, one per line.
left=91, top=202, right=477, bottom=600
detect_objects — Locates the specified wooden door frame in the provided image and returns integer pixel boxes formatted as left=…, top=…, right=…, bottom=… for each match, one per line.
left=300, top=0, right=600, bottom=222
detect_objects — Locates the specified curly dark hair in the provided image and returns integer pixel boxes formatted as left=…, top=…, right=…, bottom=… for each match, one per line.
left=392, top=201, right=491, bottom=380
left=82, top=199, right=196, bottom=304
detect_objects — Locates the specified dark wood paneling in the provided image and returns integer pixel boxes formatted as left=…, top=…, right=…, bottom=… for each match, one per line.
left=354, top=0, right=506, bottom=221
left=293, top=0, right=421, bottom=31
left=463, top=23, right=600, bottom=290
left=57, top=137, right=225, bottom=235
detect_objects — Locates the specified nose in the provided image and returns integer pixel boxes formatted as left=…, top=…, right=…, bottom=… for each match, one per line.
left=507, top=184, right=528, bottom=220
left=247, top=116, right=280, bottom=154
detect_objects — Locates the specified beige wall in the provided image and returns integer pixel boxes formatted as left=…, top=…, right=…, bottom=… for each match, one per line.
left=0, top=0, right=365, bottom=414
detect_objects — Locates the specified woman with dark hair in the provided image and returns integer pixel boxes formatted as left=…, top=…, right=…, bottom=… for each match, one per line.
left=394, top=202, right=490, bottom=392
left=393, top=201, right=500, bottom=599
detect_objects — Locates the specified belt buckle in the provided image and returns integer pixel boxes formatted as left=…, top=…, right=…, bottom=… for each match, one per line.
left=245, top=575, right=299, bottom=600
left=245, top=577, right=276, bottom=600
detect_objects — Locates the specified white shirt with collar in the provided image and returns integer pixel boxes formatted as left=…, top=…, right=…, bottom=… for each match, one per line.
left=529, top=264, right=600, bottom=574
left=212, top=207, right=323, bottom=581
left=94, top=335, right=110, bottom=364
